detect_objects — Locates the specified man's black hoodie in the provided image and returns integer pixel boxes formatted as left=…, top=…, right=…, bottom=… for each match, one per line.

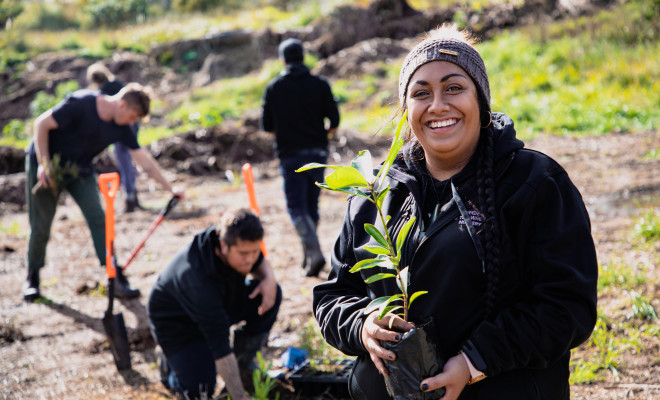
left=261, top=63, right=340, bottom=158
left=148, top=227, right=263, bottom=359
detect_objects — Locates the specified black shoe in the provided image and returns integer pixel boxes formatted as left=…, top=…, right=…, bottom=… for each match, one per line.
left=306, top=257, right=326, bottom=278
left=23, top=269, right=41, bottom=302
left=125, top=199, right=137, bottom=213
left=114, top=269, right=140, bottom=299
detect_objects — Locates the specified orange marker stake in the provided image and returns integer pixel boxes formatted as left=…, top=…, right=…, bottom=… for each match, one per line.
left=242, top=163, right=267, bottom=256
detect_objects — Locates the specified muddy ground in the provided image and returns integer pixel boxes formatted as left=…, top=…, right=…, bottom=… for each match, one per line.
left=1, top=129, right=659, bottom=399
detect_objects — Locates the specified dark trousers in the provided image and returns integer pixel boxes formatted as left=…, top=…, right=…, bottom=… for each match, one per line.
left=161, top=279, right=282, bottom=399
left=279, top=149, right=327, bottom=223
left=25, top=156, right=106, bottom=272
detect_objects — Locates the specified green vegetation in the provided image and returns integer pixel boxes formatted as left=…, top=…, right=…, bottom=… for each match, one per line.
left=250, top=352, right=280, bottom=400
left=152, top=0, right=660, bottom=140
left=299, top=318, right=345, bottom=362
left=299, top=113, right=430, bottom=322
left=2, top=0, right=659, bottom=146
left=634, top=209, right=660, bottom=242
left=598, top=257, right=648, bottom=291
left=570, top=315, right=623, bottom=384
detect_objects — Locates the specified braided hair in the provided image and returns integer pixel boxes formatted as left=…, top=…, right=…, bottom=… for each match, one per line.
left=475, top=94, right=502, bottom=320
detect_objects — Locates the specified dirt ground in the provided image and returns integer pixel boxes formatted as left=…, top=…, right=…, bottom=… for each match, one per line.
left=1, top=130, right=659, bottom=399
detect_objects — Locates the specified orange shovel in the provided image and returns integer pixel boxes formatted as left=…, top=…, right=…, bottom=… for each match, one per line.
left=98, top=172, right=131, bottom=371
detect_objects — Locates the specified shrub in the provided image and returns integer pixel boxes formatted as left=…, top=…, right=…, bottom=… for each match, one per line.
left=29, top=80, right=80, bottom=118
left=84, top=0, right=147, bottom=27
left=0, top=0, right=23, bottom=27
left=2, top=119, right=27, bottom=140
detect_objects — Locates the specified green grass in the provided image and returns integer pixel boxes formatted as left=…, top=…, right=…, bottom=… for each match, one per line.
left=634, top=209, right=660, bottom=242
left=598, top=257, right=649, bottom=291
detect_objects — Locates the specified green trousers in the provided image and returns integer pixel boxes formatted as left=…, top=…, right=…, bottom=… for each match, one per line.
left=26, top=156, right=106, bottom=272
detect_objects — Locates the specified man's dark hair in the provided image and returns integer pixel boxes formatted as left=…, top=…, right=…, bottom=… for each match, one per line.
left=218, top=208, right=264, bottom=247
left=278, top=38, right=304, bottom=64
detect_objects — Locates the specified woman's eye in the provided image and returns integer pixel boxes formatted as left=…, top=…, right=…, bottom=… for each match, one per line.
left=447, top=85, right=463, bottom=93
left=411, top=90, right=429, bottom=98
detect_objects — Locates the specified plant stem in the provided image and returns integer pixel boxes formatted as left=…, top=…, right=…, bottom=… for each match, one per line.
left=370, top=183, right=410, bottom=322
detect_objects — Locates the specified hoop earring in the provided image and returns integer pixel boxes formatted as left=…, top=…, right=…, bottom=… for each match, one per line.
left=481, top=111, right=492, bottom=129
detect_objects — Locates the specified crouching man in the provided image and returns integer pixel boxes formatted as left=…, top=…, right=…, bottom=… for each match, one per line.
left=147, top=208, right=282, bottom=399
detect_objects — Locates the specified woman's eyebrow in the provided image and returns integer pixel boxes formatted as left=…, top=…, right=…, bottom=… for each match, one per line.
left=411, top=73, right=467, bottom=86
left=441, top=73, right=466, bottom=82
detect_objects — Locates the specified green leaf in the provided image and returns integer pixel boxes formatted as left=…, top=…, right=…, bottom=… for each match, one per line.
left=396, top=216, right=416, bottom=256
left=364, top=245, right=390, bottom=255
left=326, top=167, right=369, bottom=190
left=296, top=163, right=340, bottom=172
left=364, top=223, right=389, bottom=248
left=375, top=110, right=407, bottom=190
left=376, top=186, right=390, bottom=209
left=317, top=183, right=370, bottom=199
left=351, top=151, right=375, bottom=183
left=379, top=256, right=398, bottom=270
left=364, top=273, right=397, bottom=284
left=379, top=305, right=403, bottom=320
left=364, top=296, right=391, bottom=315
left=349, top=258, right=382, bottom=273
left=409, top=291, right=428, bottom=308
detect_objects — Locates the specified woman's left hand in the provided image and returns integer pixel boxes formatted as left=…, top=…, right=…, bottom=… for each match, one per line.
left=419, top=354, right=470, bottom=400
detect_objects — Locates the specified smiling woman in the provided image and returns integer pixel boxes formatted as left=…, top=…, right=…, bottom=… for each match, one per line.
left=405, top=61, right=482, bottom=181
left=312, top=23, right=599, bottom=400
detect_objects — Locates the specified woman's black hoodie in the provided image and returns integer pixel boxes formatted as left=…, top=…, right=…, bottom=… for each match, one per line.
left=313, top=113, right=598, bottom=399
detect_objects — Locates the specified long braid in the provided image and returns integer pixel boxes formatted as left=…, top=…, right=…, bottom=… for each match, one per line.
left=477, top=128, right=502, bottom=320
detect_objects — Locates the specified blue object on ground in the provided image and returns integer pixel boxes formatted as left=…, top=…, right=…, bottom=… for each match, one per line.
left=281, top=346, right=309, bottom=370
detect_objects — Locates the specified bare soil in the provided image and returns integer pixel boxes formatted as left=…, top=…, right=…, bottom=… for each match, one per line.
left=1, top=130, right=659, bottom=399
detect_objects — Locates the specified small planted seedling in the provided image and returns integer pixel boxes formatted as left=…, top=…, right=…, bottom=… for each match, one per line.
left=297, top=111, right=426, bottom=322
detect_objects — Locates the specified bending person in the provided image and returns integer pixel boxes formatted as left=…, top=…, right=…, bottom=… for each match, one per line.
left=24, top=83, right=185, bottom=301
left=148, top=208, right=282, bottom=400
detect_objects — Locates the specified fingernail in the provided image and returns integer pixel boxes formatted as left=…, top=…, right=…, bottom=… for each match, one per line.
left=388, top=354, right=394, bottom=360
left=421, top=383, right=428, bottom=391
left=394, top=334, right=401, bottom=341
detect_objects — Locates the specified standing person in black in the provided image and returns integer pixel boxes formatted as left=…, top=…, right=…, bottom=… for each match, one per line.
left=261, top=38, right=340, bottom=277
left=147, top=208, right=281, bottom=400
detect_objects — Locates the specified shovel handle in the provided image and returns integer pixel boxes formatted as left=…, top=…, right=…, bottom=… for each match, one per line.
left=122, top=194, right=180, bottom=270
left=99, top=173, right=120, bottom=278
left=241, top=163, right=267, bottom=256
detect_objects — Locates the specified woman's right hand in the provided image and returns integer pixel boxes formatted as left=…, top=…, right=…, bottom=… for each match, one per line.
left=361, top=311, right=414, bottom=376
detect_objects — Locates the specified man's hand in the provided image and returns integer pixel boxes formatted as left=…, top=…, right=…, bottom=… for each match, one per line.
left=249, top=274, right=277, bottom=315
left=360, top=311, right=414, bottom=376
left=36, top=162, right=54, bottom=189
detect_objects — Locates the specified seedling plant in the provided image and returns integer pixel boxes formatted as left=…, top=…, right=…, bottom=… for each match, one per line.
left=298, top=111, right=426, bottom=322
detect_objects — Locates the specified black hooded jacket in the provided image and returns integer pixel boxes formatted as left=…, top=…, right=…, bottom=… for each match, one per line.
left=148, top=227, right=263, bottom=360
left=313, top=113, right=598, bottom=399
left=261, top=63, right=340, bottom=158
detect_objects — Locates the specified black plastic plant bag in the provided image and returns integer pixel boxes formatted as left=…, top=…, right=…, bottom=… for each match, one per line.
left=381, top=321, right=445, bottom=400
